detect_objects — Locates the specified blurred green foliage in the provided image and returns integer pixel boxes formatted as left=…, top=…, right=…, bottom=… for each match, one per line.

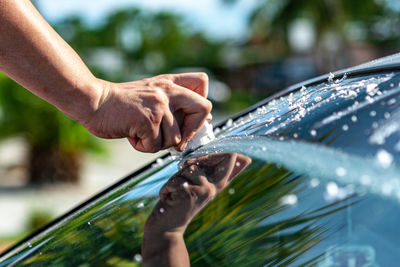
left=54, top=9, right=226, bottom=82
left=0, top=73, right=101, bottom=153
left=226, top=0, right=400, bottom=52
left=0, top=72, right=104, bottom=183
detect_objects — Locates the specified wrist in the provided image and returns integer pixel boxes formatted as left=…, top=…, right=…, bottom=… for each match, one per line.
left=59, top=77, right=111, bottom=125
left=142, top=231, right=184, bottom=259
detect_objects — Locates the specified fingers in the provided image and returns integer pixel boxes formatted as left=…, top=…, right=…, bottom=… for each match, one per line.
left=170, top=85, right=212, bottom=151
left=170, top=73, right=211, bottom=151
left=125, top=72, right=211, bottom=153
left=161, top=110, right=181, bottom=149
left=183, top=153, right=252, bottom=191
left=206, top=113, right=212, bottom=122
left=127, top=122, right=162, bottom=153
left=172, top=72, right=209, bottom=98
left=228, top=154, right=252, bottom=181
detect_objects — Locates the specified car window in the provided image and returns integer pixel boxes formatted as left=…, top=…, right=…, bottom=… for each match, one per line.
left=2, top=71, right=400, bottom=266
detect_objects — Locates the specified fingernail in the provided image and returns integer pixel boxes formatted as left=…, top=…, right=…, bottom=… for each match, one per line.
left=175, top=135, right=181, bottom=144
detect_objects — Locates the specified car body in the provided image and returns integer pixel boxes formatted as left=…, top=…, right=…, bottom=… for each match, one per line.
left=2, top=53, right=400, bottom=266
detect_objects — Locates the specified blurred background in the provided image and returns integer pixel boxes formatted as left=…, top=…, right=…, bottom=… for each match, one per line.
left=1, top=0, right=400, bottom=252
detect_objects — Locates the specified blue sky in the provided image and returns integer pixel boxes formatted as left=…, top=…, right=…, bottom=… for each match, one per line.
left=37, top=0, right=258, bottom=40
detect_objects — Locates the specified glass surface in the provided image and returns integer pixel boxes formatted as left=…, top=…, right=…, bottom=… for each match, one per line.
left=2, top=71, right=400, bottom=266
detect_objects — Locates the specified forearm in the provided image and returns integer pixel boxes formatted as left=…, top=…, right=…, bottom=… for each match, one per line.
left=142, top=232, right=190, bottom=267
left=0, top=0, right=102, bottom=123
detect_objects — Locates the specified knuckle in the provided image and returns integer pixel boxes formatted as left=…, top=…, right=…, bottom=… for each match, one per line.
left=198, top=72, right=209, bottom=83
left=152, top=88, right=169, bottom=104
left=153, top=79, right=174, bottom=92
left=150, top=107, right=164, bottom=125
left=198, top=99, right=212, bottom=114
left=204, top=184, right=215, bottom=200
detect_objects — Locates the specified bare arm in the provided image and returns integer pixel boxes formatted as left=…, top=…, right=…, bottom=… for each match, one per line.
left=0, top=0, right=211, bottom=152
left=0, top=0, right=101, bottom=122
left=142, top=232, right=189, bottom=267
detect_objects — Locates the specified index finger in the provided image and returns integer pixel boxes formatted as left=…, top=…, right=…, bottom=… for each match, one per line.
left=169, top=84, right=212, bottom=151
left=172, top=72, right=209, bottom=98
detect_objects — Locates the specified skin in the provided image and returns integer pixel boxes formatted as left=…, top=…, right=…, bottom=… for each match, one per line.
left=0, top=0, right=212, bottom=152
left=142, top=153, right=252, bottom=267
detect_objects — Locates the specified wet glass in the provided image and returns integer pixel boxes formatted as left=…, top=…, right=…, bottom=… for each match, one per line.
left=2, top=71, right=400, bottom=266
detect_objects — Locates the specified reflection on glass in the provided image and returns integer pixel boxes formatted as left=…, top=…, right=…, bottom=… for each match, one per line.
left=0, top=153, right=357, bottom=266
left=142, top=153, right=252, bottom=267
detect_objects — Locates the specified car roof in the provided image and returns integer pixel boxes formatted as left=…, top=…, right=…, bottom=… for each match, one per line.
left=228, top=53, right=400, bottom=126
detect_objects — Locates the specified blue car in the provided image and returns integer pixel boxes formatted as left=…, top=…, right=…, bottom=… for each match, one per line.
left=2, top=53, right=400, bottom=266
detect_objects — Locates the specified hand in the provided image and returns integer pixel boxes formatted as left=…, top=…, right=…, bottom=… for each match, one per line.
left=82, top=73, right=212, bottom=153
left=142, top=153, right=251, bottom=267
left=145, top=153, right=252, bottom=236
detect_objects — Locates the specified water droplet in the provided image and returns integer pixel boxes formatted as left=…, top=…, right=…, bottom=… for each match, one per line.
left=360, top=174, right=371, bottom=185
left=314, top=96, right=322, bottom=102
left=225, top=119, right=233, bottom=127
left=342, top=124, right=349, bottom=131
left=366, top=83, right=378, bottom=96
left=387, top=98, right=397, bottom=106
left=310, top=129, right=317, bottom=136
left=27, top=242, right=32, bottom=248
left=351, top=115, right=358, bottom=122
left=87, top=221, right=91, bottom=226
left=261, top=146, right=267, bottom=151
left=310, top=178, right=320, bottom=188
left=344, top=90, right=357, bottom=99
left=335, top=167, right=347, bottom=177
left=381, top=182, right=393, bottom=195
left=159, top=208, right=165, bottom=213
left=134, top=254, right=142, bottom=262
left=384, top=112, right=391, bottom=119
left=328, top=72, right=335, bottom=82
left=376, top=149, right=393, bottom=168
left=156, top=158, right=163, bottom=165
left=183, top=182, right=189, bottom=189
left=235, top=162, right=241, bottom=167
left=293, top=133, right=298, bottom=138
left=370, top=110, right=376, bottom=117
left=137, top=202, right=144, bottom=208
left=280, top=194, right=298, bottom=206
left=279, top=136, right=284, bottom=141
left=228, top=188, right=235, bottom=195
left=372, top=122, right=378, bottom=129
left=326, top=182, right=339, bottom=196
left=365, top=95, right=374, bottom=103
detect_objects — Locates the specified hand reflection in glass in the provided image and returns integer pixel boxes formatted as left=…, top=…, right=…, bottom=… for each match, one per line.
left=142, top=153, right=251, bottom=267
